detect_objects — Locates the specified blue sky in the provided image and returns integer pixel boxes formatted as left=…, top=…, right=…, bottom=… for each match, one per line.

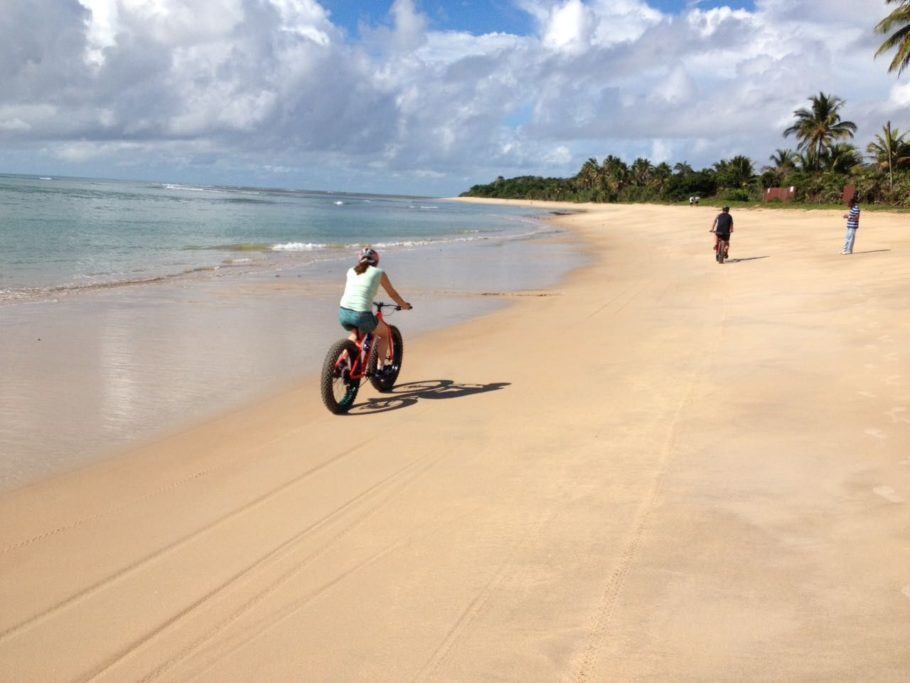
left=323, top=1, right=757, bottom=37
left=0, top=0, right=904, bottom=195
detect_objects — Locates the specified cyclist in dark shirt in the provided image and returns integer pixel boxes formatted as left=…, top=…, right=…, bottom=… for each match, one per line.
left=710, top=206, right=733, bottom=262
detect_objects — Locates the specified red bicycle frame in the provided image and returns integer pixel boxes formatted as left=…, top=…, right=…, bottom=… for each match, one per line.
left=338, top=302, right=397, bottom=382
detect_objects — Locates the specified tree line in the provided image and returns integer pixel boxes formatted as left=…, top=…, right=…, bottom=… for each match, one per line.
left=462, top=5, right=910, bottom=207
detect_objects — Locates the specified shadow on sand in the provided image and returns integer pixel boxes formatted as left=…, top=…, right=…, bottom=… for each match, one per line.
left=725, top=255, right=770, bottom=264
left=849, top=249, right=891, bottom=255
left=348, top=379, right=510, bottom=415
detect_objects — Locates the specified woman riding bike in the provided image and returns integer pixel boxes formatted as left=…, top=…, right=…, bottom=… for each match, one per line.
left=338, top=247, right=412, bottom=376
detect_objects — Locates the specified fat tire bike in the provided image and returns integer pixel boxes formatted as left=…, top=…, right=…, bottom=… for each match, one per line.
left=320, top=301, right=406, bottom=414
left=713, top=234, right=729, bottom=264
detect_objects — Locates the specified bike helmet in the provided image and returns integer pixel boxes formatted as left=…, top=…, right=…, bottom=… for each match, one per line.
left=358, top=246, right=380, bottom=265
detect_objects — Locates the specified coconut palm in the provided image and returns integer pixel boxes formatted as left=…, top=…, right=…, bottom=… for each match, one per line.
left=673, top=162, right=694, bottom=175
left=875, top=1, right=910, bottom=75
left=867, top=121, right=910, bottom=191
left=767, top=149, right=797, bottom=171
left=714, top=155, right=755, bottom=188
left=824, top=144, right=863, bottom=174
left=601, top=155, right=629, bottom=195
left=783, top=93, right=857, bottom=170
left=764, top=149, right=797, bottom=183
left=577, top=157, right=602, bottom=191
left=793, top=151, right=814, bottom=172
left=652, top=162, right=672, bottom=194
left=630, top=157, right=654, bottom=187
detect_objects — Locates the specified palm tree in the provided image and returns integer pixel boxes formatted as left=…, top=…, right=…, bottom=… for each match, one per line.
left=793, top=151, right=814, bottom=172
left=867, top=121, right=910, bottom=191
left=714, top=155, right=754, bottom=188
left=783, top=92, right=857, bottom=170
left=767, top=149, right=797, bottom=171
left=577, top=157, right=602, bottom=192
left=673, top=162, right=694, bottom=176
left=824, top=144, right=863, bottom=174
left=601, top=155, right=629, bottom=195
left=764, top=149, right=797, bottom=183
left=652, top=162, right=672, bottom=195
left=630, top=157, right=654, bottom=187
left=875, top=1, right=910, bottom=75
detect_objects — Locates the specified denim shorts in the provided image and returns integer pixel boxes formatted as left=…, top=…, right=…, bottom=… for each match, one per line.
left=339, top=307, right=377, bottom=333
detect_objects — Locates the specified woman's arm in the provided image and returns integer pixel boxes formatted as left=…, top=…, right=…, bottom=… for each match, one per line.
left=380, top=272, right=412, bottom=309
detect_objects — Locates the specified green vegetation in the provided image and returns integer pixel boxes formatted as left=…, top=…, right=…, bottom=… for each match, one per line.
left=462, top=92, right=910, bottom=208
left=876, top=0, right=910, bottom=74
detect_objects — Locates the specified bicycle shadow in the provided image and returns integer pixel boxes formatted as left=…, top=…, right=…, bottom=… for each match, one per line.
left=725, top=255, right=770, bottom=263
left=348, top=379, right=510, bottom=415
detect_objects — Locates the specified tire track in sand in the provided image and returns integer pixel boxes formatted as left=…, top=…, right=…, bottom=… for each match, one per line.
left=411, top=508, right=561, bottom=683
left=0, top=435, right=373, bottom=642
left=77, top=450, right=449, bottom=682
left=572, top=292, right=724, bottom=682
left=0, top=420, right=324, bottom=555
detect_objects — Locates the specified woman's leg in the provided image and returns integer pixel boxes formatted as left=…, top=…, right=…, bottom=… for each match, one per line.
left=374, top=319, right=391, bottom=367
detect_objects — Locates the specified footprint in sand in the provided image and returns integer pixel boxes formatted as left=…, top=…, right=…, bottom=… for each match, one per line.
left=886, top=407, right=910, bottom=424
left=865, top=428, right=887, bottom=440
left=874, top=486, right=904, bottom=503
left=886, top=374, right=903, bottom=387
left=878, top=334, right=894, bottom=343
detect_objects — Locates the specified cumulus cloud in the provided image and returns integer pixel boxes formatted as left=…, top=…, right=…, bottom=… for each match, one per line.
left=0, top=0, right=903, bottom=193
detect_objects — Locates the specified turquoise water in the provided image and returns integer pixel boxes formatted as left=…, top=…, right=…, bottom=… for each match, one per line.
left=0, top=174, right=539, bottom=298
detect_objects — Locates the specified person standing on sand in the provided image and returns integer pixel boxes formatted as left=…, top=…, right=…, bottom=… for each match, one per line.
left=710, top=206, right=733, bottom=262
left=842, top=196, right=860, bottom=254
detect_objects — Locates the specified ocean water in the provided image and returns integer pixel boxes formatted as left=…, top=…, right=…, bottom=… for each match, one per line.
left=0, top=175, right=585, bottom=492
left=0, top=174, right=542, bottom=298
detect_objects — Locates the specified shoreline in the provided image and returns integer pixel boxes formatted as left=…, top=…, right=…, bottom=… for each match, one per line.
left=0, top=213, right=584, bottom=493
left=2, top=201, right=909, bottom=679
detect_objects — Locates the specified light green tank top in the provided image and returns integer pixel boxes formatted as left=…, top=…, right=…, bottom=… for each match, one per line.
left=339, top=266, right=383, bottom=312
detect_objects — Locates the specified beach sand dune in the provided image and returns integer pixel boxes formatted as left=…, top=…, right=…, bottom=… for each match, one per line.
left=1, top=202, right=909, bottom=680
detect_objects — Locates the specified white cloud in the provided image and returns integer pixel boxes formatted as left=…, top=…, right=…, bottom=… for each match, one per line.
left=0, top=118, right=31, bottom=132
left=887, top=81, right=910, bottom=108
left=0, top=0, right=904, bottom=194
left=542, top=0, right=595, bottom=53
left=651, top=139, right=672, bottom=163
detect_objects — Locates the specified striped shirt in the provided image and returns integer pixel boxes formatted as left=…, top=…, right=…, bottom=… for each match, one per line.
left=847, top=205, right=860, bottom=230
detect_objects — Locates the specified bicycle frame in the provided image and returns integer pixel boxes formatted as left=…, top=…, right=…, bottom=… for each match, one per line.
left=338, top=302, right=397, bottom=383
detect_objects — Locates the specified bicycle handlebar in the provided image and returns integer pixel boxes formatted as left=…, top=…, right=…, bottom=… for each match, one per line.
left=373, top=301, right=412, bottom=311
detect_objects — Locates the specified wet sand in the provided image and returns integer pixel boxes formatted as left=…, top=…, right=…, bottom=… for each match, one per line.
left=0, top=230, right=583, bottom=491
left=1, top=202, right=909, bottom=680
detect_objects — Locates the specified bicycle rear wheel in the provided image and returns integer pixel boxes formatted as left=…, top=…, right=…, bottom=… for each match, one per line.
left=320, top=339, right=361, bottom=414
left=369, top=325, right=404, bottom=392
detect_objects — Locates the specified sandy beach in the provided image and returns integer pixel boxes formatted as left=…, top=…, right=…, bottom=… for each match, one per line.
left=1, top=201, right=909, bottom=680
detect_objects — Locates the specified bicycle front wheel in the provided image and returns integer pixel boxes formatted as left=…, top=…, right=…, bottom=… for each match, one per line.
left=320, top=339, right=361, bottom=414
left=369, top=325, right=404, bottom=392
